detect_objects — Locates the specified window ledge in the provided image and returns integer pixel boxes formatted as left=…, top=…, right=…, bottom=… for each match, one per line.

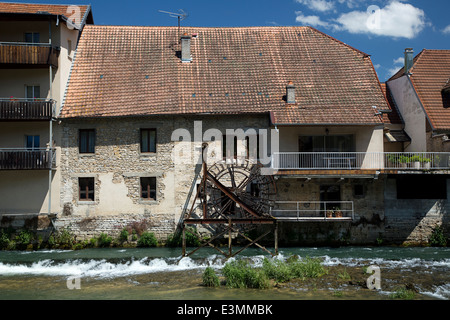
left=138, top=199, right=158, bottom=205
left=77, top=201, right=95, bottom=205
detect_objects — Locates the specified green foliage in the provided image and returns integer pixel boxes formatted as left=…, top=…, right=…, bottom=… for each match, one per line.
left=219, top=256, right=327, bottom=289
left=202, top=267, right=220, bottom=287
left=97, top=233, right=112, bottom=247
left=166, top=227, right=201, bottom=247
left=389, top=287, right=416, bottom=300
left=429, top=225, right=447, bottom=247
left=137, top=232, right=158, bottom=247
left=222, top=260, right=270, bottom=289
left=118, top=229, right=129, bottom=243
left=262, top=258, right=292, bottom=283
left=288, top=256, right=327, bottom=279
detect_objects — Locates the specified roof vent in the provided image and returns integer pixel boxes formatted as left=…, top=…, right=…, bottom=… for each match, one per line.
left=404, top=48, right=414, bottom=75
left=286, top=81, right=296, bottom=104
left=181, top=33, right=192, bottom=63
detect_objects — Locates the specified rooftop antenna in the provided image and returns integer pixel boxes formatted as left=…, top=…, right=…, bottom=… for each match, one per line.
left=158, top=9, right=188, bottom=42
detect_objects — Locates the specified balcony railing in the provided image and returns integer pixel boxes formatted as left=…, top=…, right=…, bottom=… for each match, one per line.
left=0, top=99, right=54, bottom=120
left=271, top=152, right=450, bottom=171
left=271, top=201, right=354, bottom=221
left=0, top=148, right=56, bottom=170
left=0, top=42, right=59, bottom=67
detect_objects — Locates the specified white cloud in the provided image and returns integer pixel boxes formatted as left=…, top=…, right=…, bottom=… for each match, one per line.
left=295, top=0, right=335, bottom=13
left=443, top=25, right=450, bottom=35
left=295, top=11, right=332, bottom=28
left=387, top=56, right=404, bottom=77
left=337, top=0, right=365, bottom=9
left=334, top=1, right=426, bottom=39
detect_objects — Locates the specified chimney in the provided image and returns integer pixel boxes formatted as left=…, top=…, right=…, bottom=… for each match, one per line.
left=404, top=48, right=414, bottom=75
left=286, top=81, right=296, bottom=104
left=181, top=33, right=192, bottom=63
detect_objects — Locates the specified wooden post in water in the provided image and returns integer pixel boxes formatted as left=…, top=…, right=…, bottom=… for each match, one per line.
left=228, top=218, right=232, bottom=258
left=182, top=223, right=186, bottom=257
left=274, top=221, right=279, bottom=256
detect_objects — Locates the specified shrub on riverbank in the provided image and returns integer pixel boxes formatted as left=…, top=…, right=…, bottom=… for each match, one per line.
left=137, top=232, right=158, bottom=247
left=429, top=226, right=447, bottom=247
left=202, top=256, right=328, bottom=289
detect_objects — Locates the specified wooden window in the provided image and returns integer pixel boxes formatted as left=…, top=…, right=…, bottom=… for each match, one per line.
left=396, top=176, right=447, bottom=200
left=354, top=184, right=365, bottom=197
left=26, top=85, right=40, bottom=101
left=140, top=129, right=156, bottom=153
left=245, top=135, right=260, bottom=160
left=24, top=32, right=40, bottom=43
left=79, top=177, right=94, bottom=201
left=26, top=135, right=40, bottom=150
left=68, top=39, right=73, bottom=57
left=79, top=129, right=95, bottom=153
left=140, top=177, right=156, bottom=200
left=222, top=135, right=238, bottom=159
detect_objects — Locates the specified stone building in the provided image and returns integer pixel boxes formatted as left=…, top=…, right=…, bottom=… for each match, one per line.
left=1, top=4, right=449, bottom=246
left=0, top=2, right=93, bottom=231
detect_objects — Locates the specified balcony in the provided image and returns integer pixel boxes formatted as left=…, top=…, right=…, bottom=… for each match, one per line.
left=271, top=152, right=450, bottom=172
left=0, top=148, right=56, bottom=170
left=0, top=42, right=59, bottom=68
left=0, top=99, right=54, bottom=120
left=271, top=201, right=354, bottom=222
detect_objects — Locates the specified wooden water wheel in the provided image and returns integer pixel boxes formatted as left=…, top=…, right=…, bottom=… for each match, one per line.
left=182, top=143, right=278, bottom=258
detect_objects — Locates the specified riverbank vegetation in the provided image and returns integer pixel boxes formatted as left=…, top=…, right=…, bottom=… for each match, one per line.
left=0, top=225, right=448, bottom=251
left=0, top=226, right=201, bottom=250
left=202, top=256, right=327, bottom=289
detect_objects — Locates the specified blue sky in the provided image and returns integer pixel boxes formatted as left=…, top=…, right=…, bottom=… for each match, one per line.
left=15, top=0, right=450, bottom=81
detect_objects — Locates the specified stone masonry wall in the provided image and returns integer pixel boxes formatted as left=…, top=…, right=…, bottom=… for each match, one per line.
left=58, top=114, right=270, bottom=241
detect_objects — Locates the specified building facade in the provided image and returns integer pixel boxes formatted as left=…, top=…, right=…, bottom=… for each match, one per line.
left=1, top=3, right=449, bottom=246
left=0, top=3, right=93, bottom=230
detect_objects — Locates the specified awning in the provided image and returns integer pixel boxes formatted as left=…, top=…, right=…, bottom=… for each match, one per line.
left=385, top=130, right=411, bottom=143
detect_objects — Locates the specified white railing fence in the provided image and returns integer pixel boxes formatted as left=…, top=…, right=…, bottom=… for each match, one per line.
left=270, top=201, right=354, bottom=221
left=271, top=152, right=450, bottom=170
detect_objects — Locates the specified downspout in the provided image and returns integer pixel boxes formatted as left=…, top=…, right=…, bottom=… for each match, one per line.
left=48, top=19, right=53, bottom=215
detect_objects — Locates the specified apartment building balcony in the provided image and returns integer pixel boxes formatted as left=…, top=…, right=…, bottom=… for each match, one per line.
left=0, top=42, right=59, bottom=68
left=0, top=98, right=54, bottom=121
left=271, top=152, right=450, bottom=174
left=0, top=148, right=56, bottom=170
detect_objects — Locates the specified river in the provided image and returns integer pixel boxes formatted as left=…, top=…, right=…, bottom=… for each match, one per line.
left=0, top=246, right=448, bottom=300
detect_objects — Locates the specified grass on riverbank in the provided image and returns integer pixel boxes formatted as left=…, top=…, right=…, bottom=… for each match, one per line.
left=202, top=256, right=327, bottom=289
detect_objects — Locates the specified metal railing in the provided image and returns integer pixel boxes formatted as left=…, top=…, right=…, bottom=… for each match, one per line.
left=271, top=152, right=450, bottom=170
left=270, top=201, right=354, bottom=221
left=0, top=148, right=56, bottom=170
left=0, top=98, right=54, bottom=120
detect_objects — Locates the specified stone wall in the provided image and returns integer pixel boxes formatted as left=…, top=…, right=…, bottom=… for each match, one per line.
left=384, top=176, right=450, bottom=244
left=271, top=177, right=385, bottom=245
left=57, top=114, right=270, bottom=240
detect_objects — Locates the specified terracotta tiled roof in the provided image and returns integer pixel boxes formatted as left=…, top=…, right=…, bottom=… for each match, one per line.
left=399, top=50, right=450, bottom=130
left=0, top=2, right=93, bottom=26
left=61, top=25, right=386, bottom=125
left=443, top=78, right=450, bottom=92
left=380, top=83, right=403, bottom=125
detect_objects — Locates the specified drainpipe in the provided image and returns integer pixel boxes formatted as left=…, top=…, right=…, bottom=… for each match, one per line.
left=48, top=19, right=53, bottom=216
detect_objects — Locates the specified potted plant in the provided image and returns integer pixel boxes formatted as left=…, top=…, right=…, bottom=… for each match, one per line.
left=421, top=156, right=431, bottom=169
left=398, top=155, right=409, bottom=168
left=410, top=155, right=421, bottom=169
left=334, top=207, right=343, bottom=218
left=326, top=210, right=333, bottom=218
